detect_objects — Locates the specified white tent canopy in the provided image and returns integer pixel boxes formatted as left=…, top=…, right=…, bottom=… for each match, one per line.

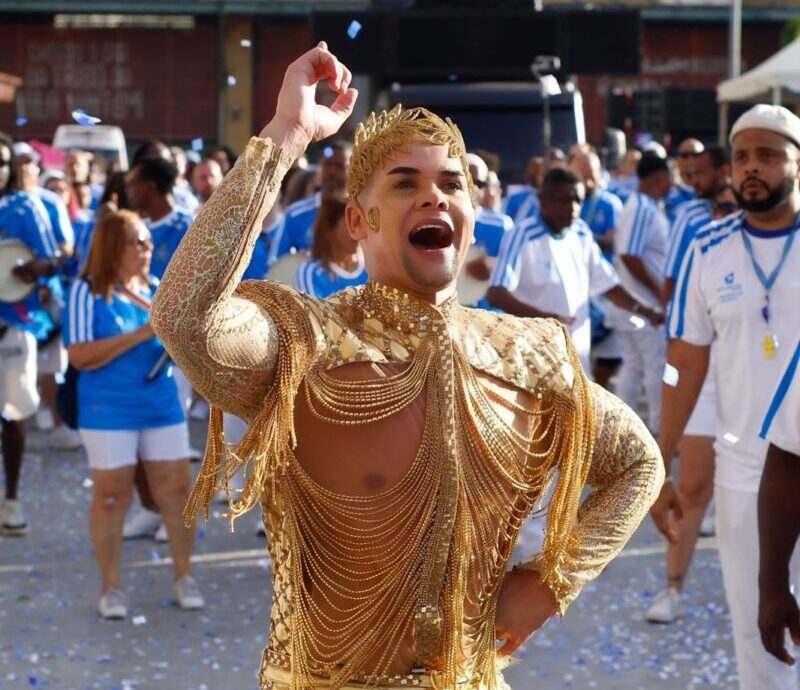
left=718, top=38, right=800, bottom=104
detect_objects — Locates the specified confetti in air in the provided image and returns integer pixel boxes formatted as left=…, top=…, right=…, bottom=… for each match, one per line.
left=132, top=615, right=147, bottom=625
left=71, top=108, right=102, bottom=127
left=82, top=478, right=93, bottom=488
left=662, top=363, right=679, bottom=387
left=227, top=75, right=237, bottom=87
left=347, top=19, right=362, bottom=39
left=323, top=146, right=334, bottom=158
left=191, top=138, right=204, bottom=152
left=15, top=117, right=27, bottom=127
left=240, top=39, right=252, bottom=47
left=723, top=432, right=739, bottom=444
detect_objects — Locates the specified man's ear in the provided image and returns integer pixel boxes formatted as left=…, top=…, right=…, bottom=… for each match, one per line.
left=346, top=200, right=369, bottom=241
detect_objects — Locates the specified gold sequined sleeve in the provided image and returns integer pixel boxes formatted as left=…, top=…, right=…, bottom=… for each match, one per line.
left=519, top=380, right=665, bottom=614
left=151, top=136, right=294, bottom=422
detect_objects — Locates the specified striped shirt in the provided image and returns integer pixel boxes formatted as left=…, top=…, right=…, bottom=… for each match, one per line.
left=760, top=335, right=800, bottom=455
left=268, top=193, right=321, bottom=265
left=294, top=255, right=368, bottom=299
left=663, top=198, right=713, bottom=280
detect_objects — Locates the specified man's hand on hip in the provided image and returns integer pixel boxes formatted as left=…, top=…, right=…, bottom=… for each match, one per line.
left=495, top=568, right=558, bottom=656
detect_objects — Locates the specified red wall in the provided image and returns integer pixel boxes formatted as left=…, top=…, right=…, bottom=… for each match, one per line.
left=0, top=23, right=218, bottom=142
left=578, top=22, right=783, bottom=143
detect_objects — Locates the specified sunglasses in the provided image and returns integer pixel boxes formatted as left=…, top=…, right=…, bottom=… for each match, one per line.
left=124, top=235, right=153, bottom=249
left=0, top=160, right=10, bottom=168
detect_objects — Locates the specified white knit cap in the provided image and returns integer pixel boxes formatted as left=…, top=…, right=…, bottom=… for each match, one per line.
left=465, top=153, right=488, bottom=183
left=729, top=104, right=800, bottom=148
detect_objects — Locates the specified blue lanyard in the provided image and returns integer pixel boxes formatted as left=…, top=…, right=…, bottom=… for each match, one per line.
left=739, top=220, right=798, bottom=324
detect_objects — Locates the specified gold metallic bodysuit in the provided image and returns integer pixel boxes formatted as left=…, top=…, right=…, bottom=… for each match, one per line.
left=151, top=137, right=664, bottom=690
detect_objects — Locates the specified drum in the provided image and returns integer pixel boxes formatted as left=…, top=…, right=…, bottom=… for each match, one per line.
left=267, top=250, right=309, bottom=287
left=0, top=239, right=36, bottom=304
left=456, top=246, right=492, bottom=306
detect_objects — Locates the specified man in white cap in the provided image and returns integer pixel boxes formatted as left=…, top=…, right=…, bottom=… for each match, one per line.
left=653, top=104, right=800, bottom=690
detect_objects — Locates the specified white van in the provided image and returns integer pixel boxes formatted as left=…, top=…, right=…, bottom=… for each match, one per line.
left=52, top=124, right=128, bottom=171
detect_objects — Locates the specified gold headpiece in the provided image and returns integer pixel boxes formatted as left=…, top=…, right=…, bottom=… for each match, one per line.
left=347, top=104, right=475, bottom=202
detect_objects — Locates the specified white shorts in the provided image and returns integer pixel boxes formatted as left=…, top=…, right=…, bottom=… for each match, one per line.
left=684, top=373, right=716, bottom=437
left=79, top=422, right=191, bottom=470
left=0, top=325, right=40, bottom=421
left=37, top=336, right=68, bottom=375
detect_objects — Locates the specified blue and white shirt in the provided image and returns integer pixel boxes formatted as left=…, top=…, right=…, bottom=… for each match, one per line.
left=0, top=192, right=60, bottom=338
left=760, top=335, right=800, bottom=455
left=607, top=175, right=638, bottom=204
left=473, top=207, right=514, bottom=258
left=663, top=199, right=713, bottom=281
left=581, top=190, right=623, bottom=262
left=63, top=278, right=185, bottom=430
left=242, top=232, right=270, bottom=281
left=268, top=193, right=321, bottom=265
left=294, top=254, right=368, bottom=299
left=669, top=212, right=800, bottom=492
left=612, top=192, right=669, bottom=321
left=33, top=186, right=74, bottom=248
left=146, top=208, right=195, bottom=280
left=664, top=182, right=695, bottom=224
left=490, top=217, right=618, bottom=374
left=173, top=184, right=200, bottom=215
left=502, top=188, right=540, bottom=226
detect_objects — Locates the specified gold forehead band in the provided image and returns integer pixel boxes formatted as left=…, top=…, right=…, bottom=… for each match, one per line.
left=347, top=104, right=475, bottom=201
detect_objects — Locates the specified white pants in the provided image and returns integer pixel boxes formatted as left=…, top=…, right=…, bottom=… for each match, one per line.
left=615, top=326, right=666, bottom=432
left=716, top=485, right=800, bottom=690
left=174, top=367, right=194, bottom=414
left=0, top=326, right=39, bottom=421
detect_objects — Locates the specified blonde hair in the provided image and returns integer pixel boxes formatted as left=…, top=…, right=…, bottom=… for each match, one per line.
left=81, top=209, right=146, bottom=299
left=346, top=104, right=475, bottom=202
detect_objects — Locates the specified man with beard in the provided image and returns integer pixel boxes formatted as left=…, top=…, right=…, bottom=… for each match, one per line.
left=151, top=44, right=662, bottom=690
left=268, top=140, right=351, bottom=264
left=656, top=104, right=800, bottom=690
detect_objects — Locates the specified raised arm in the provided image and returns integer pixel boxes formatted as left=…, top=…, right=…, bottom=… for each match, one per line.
left=151, top=43, right=357, bottom=421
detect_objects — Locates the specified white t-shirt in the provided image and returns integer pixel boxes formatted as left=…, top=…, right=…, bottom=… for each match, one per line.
left=610, top=192, right=669, bottom=331
left=668, top=211, right=800, bottom=492
left=760, top=334, right=800, bottom=456
left=490, top=217, right=618, bottom=374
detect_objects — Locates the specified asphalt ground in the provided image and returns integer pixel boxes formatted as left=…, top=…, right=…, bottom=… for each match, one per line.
left=0, top=416, right=743, bottom=690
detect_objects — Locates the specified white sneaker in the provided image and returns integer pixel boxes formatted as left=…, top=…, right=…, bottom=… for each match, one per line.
left=1, top=499, right=29, bottom=536
left=98, top=588, right=128, bottom=619
left=188, top=447, right=203, bottom=462
left=154, top=522, right=168, bottom=543
left=50, top=425, right=82, bottom=450
left=646, top=588, right=683, bottom=624
left=35, top=406, right=55, bottom=431
left=175, top=575, right=205, bottom=610
left=122, top=509, right=162, bottom=539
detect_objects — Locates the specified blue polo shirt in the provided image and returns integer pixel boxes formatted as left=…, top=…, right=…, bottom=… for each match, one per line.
left=0, top=192, right=60, bottom=338
left=146, top=208, right=195, bottom=280
left=580, top=189, right=623, bottom=262
left=664, top=183, right=696, bottom=224
left=63, top=278, right=184, bottom=430
left=294, top=256, right=368, bottom=299
left=268, top=193, right=320, bottom=265
left=473, top=207, right=514, bottom=258
left=502, top=188, right=540, bottom=225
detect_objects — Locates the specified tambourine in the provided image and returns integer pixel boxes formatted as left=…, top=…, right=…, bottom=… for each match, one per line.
left=0, top=239, right=36, bottom=304
left=268, top=250, right=310, bottom=288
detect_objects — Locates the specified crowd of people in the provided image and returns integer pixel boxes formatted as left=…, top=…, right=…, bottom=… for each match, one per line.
left=0, top=72, right=799, bottom=690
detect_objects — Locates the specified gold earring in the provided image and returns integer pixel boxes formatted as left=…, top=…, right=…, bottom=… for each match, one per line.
left=367, top=207, right=380, bottom=233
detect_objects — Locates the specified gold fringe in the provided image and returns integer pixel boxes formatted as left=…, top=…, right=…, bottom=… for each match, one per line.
left=183, top=281, right=318, bottom=530
left=535, top=324, right=596, bottom=611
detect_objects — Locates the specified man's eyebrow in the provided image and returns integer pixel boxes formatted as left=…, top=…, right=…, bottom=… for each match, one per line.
left=387, top=166, right=419, bottom=175
left=441, top=169, right=464, bottom=177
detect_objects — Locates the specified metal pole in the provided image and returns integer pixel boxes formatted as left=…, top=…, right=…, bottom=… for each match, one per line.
left=729, top=0, right=742, bottom=78
left=542, top=88, right=551, bottom=162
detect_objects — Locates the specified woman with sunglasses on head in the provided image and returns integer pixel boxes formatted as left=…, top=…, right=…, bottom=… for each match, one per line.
left=63, top=210, right=203, bottom=619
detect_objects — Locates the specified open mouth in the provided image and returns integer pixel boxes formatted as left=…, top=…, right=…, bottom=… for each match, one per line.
left=408, top=224, right=454, bottom=250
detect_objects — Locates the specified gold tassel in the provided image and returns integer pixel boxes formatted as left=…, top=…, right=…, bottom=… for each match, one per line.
left=184, top=405, right=225, bottom=526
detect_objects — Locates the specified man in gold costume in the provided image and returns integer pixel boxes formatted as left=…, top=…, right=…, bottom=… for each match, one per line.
left=152, top=44, right=664, bottom=690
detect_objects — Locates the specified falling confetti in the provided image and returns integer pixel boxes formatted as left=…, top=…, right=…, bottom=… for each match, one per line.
left=629, top=315, right=646, bottom=330
left=191, top=138, right=204, bottom=152
left=15, top=117, right=28, bottom=127
left=662, top=363, right=679, bottom=387
left=132, top=615, right=147, bottom=626
left=722, top=432, right=739, bottom=444
left=226, top=75, right=237, bottom=87
left=323, top=146, right=334, bottom=158
left=347, top=19, right=362, bottom=39
left=71, top=108, right=102, bottom=127
left=240, top=39, right=252, bottom=48
left=82, top=478, right=93, bottom=488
